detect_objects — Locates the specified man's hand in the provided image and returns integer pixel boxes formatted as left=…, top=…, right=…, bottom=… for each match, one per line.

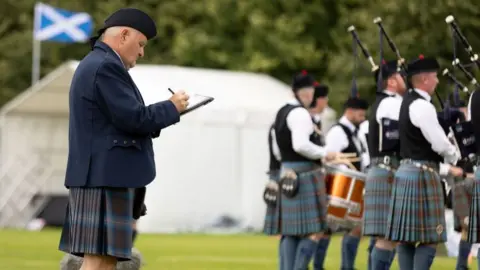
left=324, top=152, right=338, bottom=162
left=449, top=166, right=464, bottom=177
left=169, top=90, right=190, bottom=113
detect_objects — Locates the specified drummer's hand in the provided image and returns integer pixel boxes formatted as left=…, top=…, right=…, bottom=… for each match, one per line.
left=324, top=152, right=337, bottom=162
left=449, top=166, right=464, bottom=177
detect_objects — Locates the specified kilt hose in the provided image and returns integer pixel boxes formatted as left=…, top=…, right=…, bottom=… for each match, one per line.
left=263, top=170, right=281, bottom=235
left=59, top=187, right=134, bottom=261
left=467, top=170, right=480, bottom=243
left=452, top=177, right=474, bottom=233
left=385, top=160, right=447, bottom=244
left=362, top=165, right=396, bottom=237
left=279, top=161, right=328, bottom=236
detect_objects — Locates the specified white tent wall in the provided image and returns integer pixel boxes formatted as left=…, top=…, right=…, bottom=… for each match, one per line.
left=0, top=61, right=337, bottom=231
left=0, top=114, right=68, bottom=195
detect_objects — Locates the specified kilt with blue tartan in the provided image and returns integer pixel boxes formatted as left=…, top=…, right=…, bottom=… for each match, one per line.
left=362, top=165, right=395, bottom=237
left=263, top=170, right=281, bottom=235
left=452, top=177, right=474, bottom=233
left=386, top=160, right=446, bottom=243
left=467, top=170, right=480, bottom=243
left=59, top=187, right=134, bottom=261
left=279, top=161, right=328, bottom=236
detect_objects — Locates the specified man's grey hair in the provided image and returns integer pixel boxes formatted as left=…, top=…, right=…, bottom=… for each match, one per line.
left=60, top=248, right=145, bottom=270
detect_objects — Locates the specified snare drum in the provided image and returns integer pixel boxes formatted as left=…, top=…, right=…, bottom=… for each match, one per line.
left=324, top=164, right=366, bottom=229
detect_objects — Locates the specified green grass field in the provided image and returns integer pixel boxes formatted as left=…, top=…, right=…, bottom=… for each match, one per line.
left=0, top=229, right=465, bottom=269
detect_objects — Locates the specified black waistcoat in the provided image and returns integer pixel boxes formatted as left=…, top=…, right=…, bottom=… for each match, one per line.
left=399, top=91, right=443, bottom=162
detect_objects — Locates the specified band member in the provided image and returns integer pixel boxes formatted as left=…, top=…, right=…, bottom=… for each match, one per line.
left=385, top=55, right=463, bottom=269
left=322, top=96, right=369, bottom=270
left=363, top=60, right=406, bottom=270
left=274, top=70, right=337, bottom=270
left=445, top=99, right=474, bottom=270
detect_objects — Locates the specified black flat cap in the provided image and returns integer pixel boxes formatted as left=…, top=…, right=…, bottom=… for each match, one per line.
left=292, top=70, right=316, bottom=92
left=313, top=82, right=329, bottom=98
left=90, top=8, right=157, bottom=49
left=407, top=55, right=440, bottom=77
left=344, top=97, right=369, bottom=110
left=374, top=59, right=400, bottom=82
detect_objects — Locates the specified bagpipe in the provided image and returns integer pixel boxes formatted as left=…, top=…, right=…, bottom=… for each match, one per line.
left=442, top=15, right=479, bottom=169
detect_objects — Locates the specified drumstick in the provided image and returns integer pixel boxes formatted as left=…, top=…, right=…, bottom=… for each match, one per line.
left=332, top=157, right=361, bottom=163
left=327, top=159, right=358, bottom=171
left=336, top=153, right=358, bottom=158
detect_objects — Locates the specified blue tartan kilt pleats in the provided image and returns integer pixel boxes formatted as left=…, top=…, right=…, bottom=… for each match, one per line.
left=467, top=170, right=480, bottom=243
left=453, top=177, right=474, bottom=233
left=263, top=170, right=281, bottom=235
left=58, top=187, right=134, bottom=261
left=278, top=161, right=328, bottom=236
left=385, top=161, right=447, bottom=243
left=362, top=165, right=395, bottom=237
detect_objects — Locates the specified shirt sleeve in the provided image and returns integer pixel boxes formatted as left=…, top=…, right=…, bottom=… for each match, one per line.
left=270, top=128, right=282, bottom=161
left=286, top=107, right=327, bottom=160
left=376, top=97, right=402, bottom=123
left=409, top=99, right=459, bottom=164
left=325, top=126, right=349, bottom=153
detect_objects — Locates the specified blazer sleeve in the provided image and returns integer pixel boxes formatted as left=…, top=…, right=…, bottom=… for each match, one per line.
left=95, top=61, right=180, bottom=135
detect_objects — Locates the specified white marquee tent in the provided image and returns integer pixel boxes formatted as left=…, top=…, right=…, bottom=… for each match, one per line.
left=0, top=60, right=337, bottom=231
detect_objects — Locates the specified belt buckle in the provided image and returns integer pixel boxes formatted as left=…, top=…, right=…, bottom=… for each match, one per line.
left=383, top=156, right=391, bottom=166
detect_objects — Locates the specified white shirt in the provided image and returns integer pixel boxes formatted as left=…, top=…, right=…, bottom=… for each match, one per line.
left=271, top=100, right=327, bottom=160
left=409, top=89, right=460, bottom=174
left=358, top=121, right=370, bottom=169
left=325, top=116, right=367, bottom=170
left=270, top=127, right=281, bottom=161
left=468, top=91, right=474, bottom=121
left=376, top=90, right=403, bottom=123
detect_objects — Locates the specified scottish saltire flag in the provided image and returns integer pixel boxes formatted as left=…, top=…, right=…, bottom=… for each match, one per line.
left=33, top=3, right=93, bottom=43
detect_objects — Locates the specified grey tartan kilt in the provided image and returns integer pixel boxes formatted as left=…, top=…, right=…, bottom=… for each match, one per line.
left=263, top=170, right=281, bottom=235
left=277, top=161, right=328, bottom=236
left=362, top=165, right=395, bottom=237
left=385, top=161, right=447, bottom=244
left=58, top=187, right=134, bottom=261
left=452, top=177, right=474, bottom=233
left=468, top=170, right=480, bottom=243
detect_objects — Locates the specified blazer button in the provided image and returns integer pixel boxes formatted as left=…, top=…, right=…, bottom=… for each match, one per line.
left=132, top=140, right=136, bottom=143
left=113, top=140, right=118, bottom=143
left=124, top=140, right=127, bottom=144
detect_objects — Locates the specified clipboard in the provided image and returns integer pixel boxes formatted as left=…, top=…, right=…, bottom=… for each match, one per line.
left=168, top=88, right=214, bottom=116
left=180, top=93, right=214, bottom=116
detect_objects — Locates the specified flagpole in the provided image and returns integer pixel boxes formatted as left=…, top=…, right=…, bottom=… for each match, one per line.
left=32, top=3, right=41, bottom=86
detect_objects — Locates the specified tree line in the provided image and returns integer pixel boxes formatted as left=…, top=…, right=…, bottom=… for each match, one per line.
left=0, top=0, right=479, bottom=111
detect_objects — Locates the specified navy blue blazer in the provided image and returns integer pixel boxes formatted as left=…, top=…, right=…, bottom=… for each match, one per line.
left=65, top=41, right=180, bottom=188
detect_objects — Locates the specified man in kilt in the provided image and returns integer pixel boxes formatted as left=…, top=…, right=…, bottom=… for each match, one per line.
left=442, top=99, right=475, bottom=270
left=385, top=55, right=464, bottom=269
left=363, top=59, right=407, bottom=270
left=274, top=70, right=338, bottom=270
left=322, top=96, right=369, bottom=270
left=58, top=8, right=190, bottom=270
